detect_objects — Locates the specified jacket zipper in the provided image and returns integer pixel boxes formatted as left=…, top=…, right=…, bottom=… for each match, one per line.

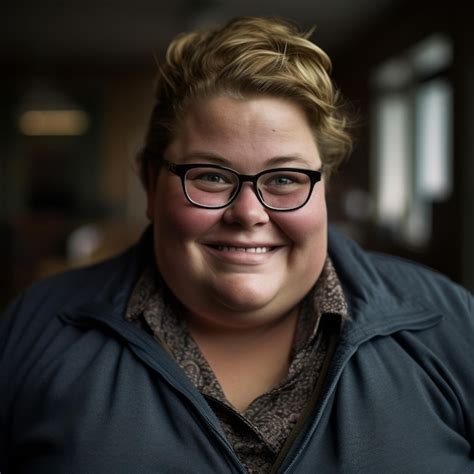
left=270, top=317, right=340, bottom=473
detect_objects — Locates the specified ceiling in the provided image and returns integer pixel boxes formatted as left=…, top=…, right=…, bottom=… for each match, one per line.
left=2, top=0, right=405, bottom=68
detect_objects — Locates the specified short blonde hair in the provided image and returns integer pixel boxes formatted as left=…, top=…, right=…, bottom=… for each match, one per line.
left=138, top=16, right=352, bottom=187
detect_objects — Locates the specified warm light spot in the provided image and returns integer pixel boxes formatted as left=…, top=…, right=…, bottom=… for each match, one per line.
left=19, top=109, right=90, bottom=136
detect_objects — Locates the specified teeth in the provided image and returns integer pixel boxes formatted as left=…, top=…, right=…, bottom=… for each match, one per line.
left=217, top=246, right=272, bottom=253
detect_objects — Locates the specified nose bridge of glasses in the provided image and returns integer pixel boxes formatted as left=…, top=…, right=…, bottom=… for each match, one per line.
left=238, top=173, right=262, bottom=194
left=236, top=172, right=258, bottom=183
left=229, top=173, right=265, bottom=207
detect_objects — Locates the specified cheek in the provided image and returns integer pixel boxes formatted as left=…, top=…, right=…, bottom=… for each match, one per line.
left=274, top=189, right=327, bottom=247
left=152, top=179, right=221, bottom=243
left=162, top=207, right=221, bottom=241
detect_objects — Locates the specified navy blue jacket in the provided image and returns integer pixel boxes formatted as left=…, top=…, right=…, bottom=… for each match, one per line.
left=1, top=229, right=473, bottom=473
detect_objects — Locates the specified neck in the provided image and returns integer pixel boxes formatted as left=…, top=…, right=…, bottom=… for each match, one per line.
left=185, top=307, right=299, bottom=411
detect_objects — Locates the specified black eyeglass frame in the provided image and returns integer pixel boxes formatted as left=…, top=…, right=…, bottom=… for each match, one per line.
left=163, top=159, right=323, bottom=212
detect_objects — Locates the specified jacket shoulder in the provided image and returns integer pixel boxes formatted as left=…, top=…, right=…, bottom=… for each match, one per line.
left=370, top=252, right=470, bottom=306
left=15, top=246, right=137, bottom=311
left=328, top=227, right=473, bottom=316
left=0, top=243, right=142, bottom=362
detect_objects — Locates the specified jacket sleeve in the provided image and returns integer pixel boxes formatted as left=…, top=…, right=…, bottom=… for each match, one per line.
left=0, top=294, right=25, bottom=473
left=458, top=289, right=474, bottom=449
left=428, top=282, right=474, bottom=452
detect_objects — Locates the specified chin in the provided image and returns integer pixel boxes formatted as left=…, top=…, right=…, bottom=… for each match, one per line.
left=215, top=291, right=272, bottom=314
left=212, top=275, right=278, bottom=307
left=196, top=302, right=282, bottom=330
left=217, top=295, right=270, bottom=314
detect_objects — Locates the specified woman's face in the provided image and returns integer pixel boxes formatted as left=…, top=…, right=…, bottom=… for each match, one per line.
left=147, top=95, right=327, bottom=330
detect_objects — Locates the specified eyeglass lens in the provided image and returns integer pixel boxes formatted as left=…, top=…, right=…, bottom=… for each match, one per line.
left=184, top=167, right=312, bottom=210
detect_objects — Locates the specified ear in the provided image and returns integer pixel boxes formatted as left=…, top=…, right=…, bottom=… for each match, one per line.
left=145, top=162, right=160, bottom=221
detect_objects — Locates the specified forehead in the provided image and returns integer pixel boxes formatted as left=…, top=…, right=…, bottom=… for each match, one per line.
left=166, top=95, right=321, bottom=170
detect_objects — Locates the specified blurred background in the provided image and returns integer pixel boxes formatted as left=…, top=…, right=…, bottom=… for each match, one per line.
left=1, top=0, right=473, bottom=309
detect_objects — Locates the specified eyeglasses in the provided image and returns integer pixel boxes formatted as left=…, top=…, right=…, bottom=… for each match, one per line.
left=163, top=159, right=322, bottom=211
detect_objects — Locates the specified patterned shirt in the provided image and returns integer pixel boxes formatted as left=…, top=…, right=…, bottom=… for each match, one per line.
left=125, top=256, right=348, bottom=473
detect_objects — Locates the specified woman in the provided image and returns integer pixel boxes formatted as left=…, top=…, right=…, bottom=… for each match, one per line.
left=1, top=17, right=473, bottom=474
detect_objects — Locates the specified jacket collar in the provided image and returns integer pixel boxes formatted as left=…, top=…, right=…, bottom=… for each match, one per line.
left=328, top=227, right=443, bottom=347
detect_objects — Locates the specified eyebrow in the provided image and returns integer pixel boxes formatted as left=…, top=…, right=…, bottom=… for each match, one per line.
left=182, top=152, right=228, bottom=165
left=181, top=152, right=314, bottom=168
left=265, top=156, right=312, bottom=167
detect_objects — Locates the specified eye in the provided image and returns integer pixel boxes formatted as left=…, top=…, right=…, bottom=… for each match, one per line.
left=264, top=172, right=307, bottom=187
left=268, top=175, right=295, bottom=186
left=260, top=171, right=309, bottom=196
left=193, top=172, right=231, bottom=184
left=186, top=168, right=236, bottom=193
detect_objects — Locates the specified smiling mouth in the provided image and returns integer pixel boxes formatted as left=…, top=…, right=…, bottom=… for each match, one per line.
left=208, top=245, right=275, bottom=254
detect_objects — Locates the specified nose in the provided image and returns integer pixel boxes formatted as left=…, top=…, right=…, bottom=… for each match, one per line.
left=222, top=182, right=270, bottom=227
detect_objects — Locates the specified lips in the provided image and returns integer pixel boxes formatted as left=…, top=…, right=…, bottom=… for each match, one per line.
left=204, top=242, right=282, bottom=271
left=214, top=245, right=273, bottom=253
left=203, top=242, right=282, bottom=263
